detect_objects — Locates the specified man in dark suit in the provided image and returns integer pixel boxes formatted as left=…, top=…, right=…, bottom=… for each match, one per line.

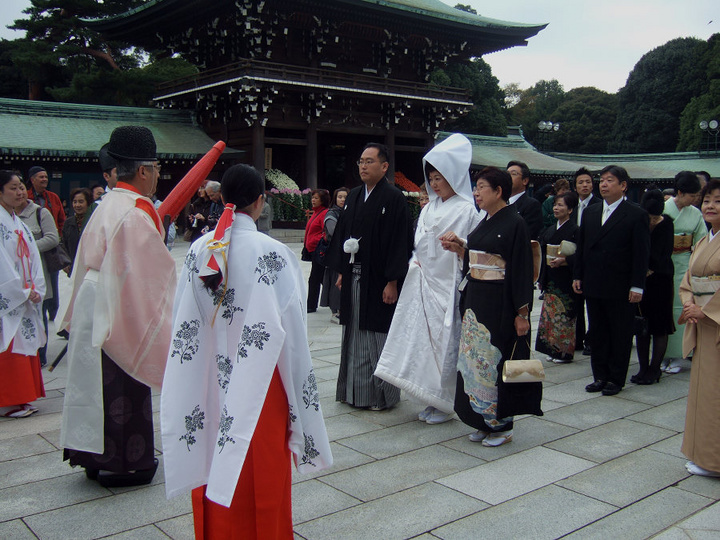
left=572, top=165, right=650, bottom=396
left=507, top=160, right=542, bottom=239
left=573, top=167, right=602, bottom=354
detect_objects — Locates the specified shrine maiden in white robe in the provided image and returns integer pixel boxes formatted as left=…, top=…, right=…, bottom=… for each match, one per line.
left=0, top=209, right=46, bottom=355
left=375, top=134, right=481, bottom=413
left=161, top=212, right=332, bottom=507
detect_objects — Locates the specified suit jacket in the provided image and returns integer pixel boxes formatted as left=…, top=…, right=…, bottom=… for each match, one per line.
left=512, top=192, right=543, bottom=240
left=574, top=200, right=650, bottom=300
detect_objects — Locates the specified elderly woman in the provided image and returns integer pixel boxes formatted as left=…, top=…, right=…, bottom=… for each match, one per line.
left=320, top=187, right=349, bottom=322
left=536, top=191, right=579, bottom=363
left=375, top=134, right=481, bottom=425
left=632, top=190, right=675, bottom=385
left=677, top=179, right=720, bottom=477
left=304, top=189, right=329, bottom=313
left=62, top=188, right=93, bottom=272
left=0, top=170, right=46, bottom=417
left=441, top=166, right=540, bottom=446
left=16, top=180, right=59, bottom=367
left=664, top=171, right=706, bottom=372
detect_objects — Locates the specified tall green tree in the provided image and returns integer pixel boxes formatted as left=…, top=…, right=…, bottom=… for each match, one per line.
left=5, top=0, right=197, bottom=105
left=505, top=79, right=565, bottom=144
left=430, top=57, right=507, bottom=136
left=610, top=37, right=705, bottom=153
left=676, top=33, right=720, bottom=152
left=548, top=87, right=618, bottom=153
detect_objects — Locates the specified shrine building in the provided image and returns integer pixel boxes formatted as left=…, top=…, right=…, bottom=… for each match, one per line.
left=86, top=0, right=545, bottom=192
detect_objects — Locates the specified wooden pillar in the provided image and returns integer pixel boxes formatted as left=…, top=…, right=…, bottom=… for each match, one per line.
left=306, top=123, right=318, bottom=189
left=385, top=129, right=396, bottom=183
left=252, top=122, right=265, bottom=179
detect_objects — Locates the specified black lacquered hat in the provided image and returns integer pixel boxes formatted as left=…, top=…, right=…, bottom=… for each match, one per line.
left=107, top=126, right=157, bottom=161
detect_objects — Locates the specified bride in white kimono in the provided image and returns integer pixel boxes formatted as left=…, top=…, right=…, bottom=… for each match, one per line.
left=375, top=134, right=481, bottom=424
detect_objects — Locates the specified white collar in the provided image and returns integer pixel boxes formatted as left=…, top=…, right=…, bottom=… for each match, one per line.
left=509, top=191, right=526, bottom=205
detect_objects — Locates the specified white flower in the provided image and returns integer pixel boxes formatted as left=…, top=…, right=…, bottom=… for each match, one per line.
left=344, top=237, right=360, bottom=264
left=265, top=169, right=300, bottom=191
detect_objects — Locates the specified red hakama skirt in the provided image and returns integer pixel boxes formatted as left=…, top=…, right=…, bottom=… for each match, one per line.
left=192, top=369, right=292, bottom=539
left=0, top=347, right=45, bottom=407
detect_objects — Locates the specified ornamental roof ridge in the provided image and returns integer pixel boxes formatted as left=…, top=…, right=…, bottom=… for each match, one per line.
left=83, top=0, right=546, bottom=34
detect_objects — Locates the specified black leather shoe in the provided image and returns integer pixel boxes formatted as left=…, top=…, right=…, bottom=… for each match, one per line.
left=601, top=382, right=622, bottom=396
left=585, top=380, right=607, bottom=392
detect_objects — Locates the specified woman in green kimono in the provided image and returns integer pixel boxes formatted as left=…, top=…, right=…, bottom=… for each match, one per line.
left=663, top=171, right=706, bottom=372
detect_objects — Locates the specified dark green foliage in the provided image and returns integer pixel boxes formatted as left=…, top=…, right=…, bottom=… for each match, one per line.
left=4, top=0, right=196, bottom=105
left=677, top=34, right=720, bottom=151
left=610, top=37, right=705, bottom=153
left=431, top=58, right=507, bottom=136
left=548, top=87, right=618, bottom=154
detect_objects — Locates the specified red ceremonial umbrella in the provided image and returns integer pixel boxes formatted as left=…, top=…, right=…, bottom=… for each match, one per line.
left=157, top=140, right=227, bottom=223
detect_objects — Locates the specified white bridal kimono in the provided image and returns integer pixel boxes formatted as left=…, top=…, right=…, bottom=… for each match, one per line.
left=375, top=134, right=481, bottom=413
left=161, top=213, right=332, bottom=507
left=0, top=209, right=46, bottom=355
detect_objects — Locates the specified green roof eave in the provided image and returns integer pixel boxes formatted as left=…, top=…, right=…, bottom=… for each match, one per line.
left=0, top=98, right=243, bottom=159
left=342, top=0, right=547, bottom=33
left=435, top=131, right=720, bottom=179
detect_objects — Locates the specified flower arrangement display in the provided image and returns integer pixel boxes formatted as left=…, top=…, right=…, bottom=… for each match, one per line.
left=268, top=187, right=312, bottom=222
left=395, top=171, right=422, bottom=193
left=266, top=169, right=301, bottom=191
left=265, top=169, right=312, bottom=222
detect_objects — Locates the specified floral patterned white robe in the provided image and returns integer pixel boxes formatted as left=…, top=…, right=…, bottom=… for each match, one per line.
left=0, top=209, right=46, bottom=355
left=161, top=213, right=332, bottom=507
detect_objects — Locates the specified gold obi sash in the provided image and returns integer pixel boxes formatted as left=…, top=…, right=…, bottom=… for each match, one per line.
left=674, top=233, right=692, bottom=254
left=690, top=274, right=720, bottom=307
left=469, top=250, right=506, bottom=281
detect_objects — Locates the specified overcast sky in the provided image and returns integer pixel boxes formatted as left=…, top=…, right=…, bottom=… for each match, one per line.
left=1, top=0, right=717, bottom=94
left=443, top=0, right=718, bottom=93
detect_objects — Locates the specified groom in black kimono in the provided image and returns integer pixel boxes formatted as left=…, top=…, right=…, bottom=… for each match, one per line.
left=326, top=143, right=413, bottom=410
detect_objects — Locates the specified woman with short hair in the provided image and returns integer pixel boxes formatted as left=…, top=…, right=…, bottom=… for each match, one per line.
left=441, top=166, right=541, bottom=446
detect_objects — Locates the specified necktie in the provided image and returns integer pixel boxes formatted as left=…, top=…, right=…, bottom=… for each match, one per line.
left=601, top=206, right=610, bottom=226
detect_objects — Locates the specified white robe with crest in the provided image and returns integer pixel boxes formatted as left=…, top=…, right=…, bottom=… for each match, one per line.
left=161, top=213, right=332, bottom=507
left=375, top=133, right=481, bottom=413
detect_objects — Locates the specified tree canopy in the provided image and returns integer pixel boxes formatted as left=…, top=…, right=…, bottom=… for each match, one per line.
left=609, top=37, right=706, bottom=153
left=430, top=58, right=507, bottom=136
left=6, top=0, right=197, bottom=105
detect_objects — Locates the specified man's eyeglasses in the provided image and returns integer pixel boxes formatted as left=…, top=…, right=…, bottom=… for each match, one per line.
left=357, top=159, right=382, bottom=167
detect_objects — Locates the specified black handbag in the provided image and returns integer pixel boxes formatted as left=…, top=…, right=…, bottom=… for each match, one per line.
left=313, top=237, right=330, bottom=266
left=633, top=307, right=649, bottom=338
left=301, top=246, right=312, bottom=262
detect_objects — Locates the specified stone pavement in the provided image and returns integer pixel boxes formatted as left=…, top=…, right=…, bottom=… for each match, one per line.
left=1, top=238, right=719, bottom=540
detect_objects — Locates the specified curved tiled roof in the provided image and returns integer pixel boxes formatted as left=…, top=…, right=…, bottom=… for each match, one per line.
left=84, top=0, right=546, bottom=46
left=0, top=98, right=238, bottom=159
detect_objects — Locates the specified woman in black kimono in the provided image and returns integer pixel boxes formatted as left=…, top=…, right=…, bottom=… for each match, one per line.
left=536, top=191, right=579, bottom=363
left=632, top=189, right=675, bottom=384
left=441, top=167, right=540, bottom=447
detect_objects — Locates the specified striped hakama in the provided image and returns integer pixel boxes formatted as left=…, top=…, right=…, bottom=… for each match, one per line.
left=336, top=265, right=400, bottom=409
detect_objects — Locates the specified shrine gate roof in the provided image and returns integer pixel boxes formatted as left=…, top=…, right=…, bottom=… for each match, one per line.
left=84, top=0, right=546, bottom=53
